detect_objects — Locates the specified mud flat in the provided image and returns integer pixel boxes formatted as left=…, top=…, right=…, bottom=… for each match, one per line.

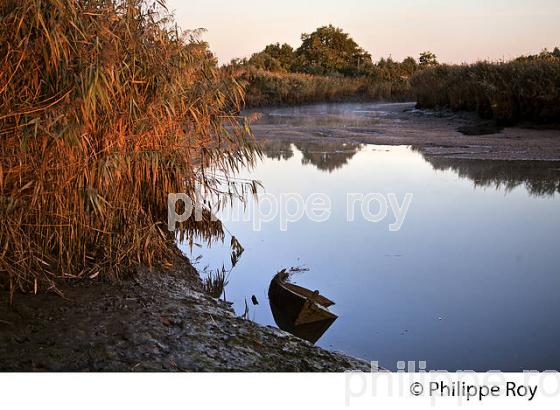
left=247, top=102, right=560, bottom=161
left=0, top=257, right=373, bottom=372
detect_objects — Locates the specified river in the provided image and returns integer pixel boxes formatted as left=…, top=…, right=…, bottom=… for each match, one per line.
left=181, top=103, right=560, bottom=371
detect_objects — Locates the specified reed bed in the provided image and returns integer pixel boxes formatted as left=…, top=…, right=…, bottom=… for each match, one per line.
left=235, top=68, right=413, bottom=107
left=410, top=59, right=560, bottom=123
left=0, top=0, right=259, bottom=300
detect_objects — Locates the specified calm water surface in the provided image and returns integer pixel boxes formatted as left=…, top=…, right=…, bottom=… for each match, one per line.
left=181, top=111, right=560, bottom=372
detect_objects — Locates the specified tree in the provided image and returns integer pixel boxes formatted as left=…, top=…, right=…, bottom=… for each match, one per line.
left=375, top=57, right=399, bottom=81
left=262, top=43, right=296, bottom=71
left=515, top=47, right=560, bottom=62
left=248, top=52, right=284, bottom=72
left=372, top=56, right=419, bottom=81
left=294, top=25, right=373, bottom=76
left=248, top=43, right=296, bottom=72
left=229, top=57, right=248, bottom=68
left=401, top=57, right=419, bottom=75
left=419, top=51, right=438, bottom=68
left=538, top=47, right=560, bottom=60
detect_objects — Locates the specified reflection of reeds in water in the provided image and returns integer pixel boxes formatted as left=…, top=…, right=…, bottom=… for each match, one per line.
left=0, top=0, right=259, bottom=300
left=203, top=267, right=229, bottom=299
left=200, top=236, right=244, bottom=299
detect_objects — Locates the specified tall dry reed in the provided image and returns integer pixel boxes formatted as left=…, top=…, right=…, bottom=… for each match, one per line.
left=410, top=59, right=560, bottom=123
left=234, top=68, right=413, bottom=107
left=0, top=0, right=259, bottom=300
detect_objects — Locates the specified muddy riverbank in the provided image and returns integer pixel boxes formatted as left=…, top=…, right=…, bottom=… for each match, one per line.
left=0, top=256, right=373, bottom=371
left=247, top=102, right=560, bottom=161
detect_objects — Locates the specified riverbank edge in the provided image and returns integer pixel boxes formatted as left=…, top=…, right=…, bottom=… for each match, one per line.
left=0, top=255, right=376, bottom=372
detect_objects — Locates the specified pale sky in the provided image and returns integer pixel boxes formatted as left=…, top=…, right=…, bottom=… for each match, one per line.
left=167, top=0, right=560, bottom=64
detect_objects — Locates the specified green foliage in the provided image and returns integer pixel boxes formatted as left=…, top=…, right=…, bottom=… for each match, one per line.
left=248, top=43, right=296, bottom=72
left=402, top=57, right=419, bottom=75
left=294, top=25, right=373, bottom=76
left=419, top=51, right=439, bottom=68
left=516, top=47, right=560, bottom=62
left=232, top=26, right=423, bottom=105
left=371, top=56, right=418, bottom=81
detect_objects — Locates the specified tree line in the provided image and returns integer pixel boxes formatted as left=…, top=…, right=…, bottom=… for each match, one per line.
left=230, top=25, right=439, bottom=80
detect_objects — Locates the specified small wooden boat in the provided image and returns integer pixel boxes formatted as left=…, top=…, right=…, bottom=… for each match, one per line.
left=268, top=270, right=338, bottom=344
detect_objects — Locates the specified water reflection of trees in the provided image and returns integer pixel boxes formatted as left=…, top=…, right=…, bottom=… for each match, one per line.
left=260, top=139, right=294, bottom=161
left=260, top=139, right=362, bottom=172
left=260, top=140, right=560, bottom=196
left=422, top=155, right=560, bottom=197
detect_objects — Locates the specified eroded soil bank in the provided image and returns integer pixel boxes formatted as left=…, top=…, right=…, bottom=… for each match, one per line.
left=0, top=257, right=372, bottom=371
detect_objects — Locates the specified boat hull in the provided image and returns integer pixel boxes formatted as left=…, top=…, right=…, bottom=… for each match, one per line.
left=268, top=274, right=338, bottom=344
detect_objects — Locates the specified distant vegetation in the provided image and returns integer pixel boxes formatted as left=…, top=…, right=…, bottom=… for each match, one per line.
left=230, top=25, right=430, bottom=106
left=233, top=25, right=560, bottom=124
left=411, top=49, right=560, bottom=123
left=0, top=0, right=258, bottom=298
left=234, top=68, right=413, bottom=107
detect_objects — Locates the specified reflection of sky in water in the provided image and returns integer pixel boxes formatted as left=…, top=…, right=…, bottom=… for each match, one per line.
left=180, top=144, right=560, bottom=371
